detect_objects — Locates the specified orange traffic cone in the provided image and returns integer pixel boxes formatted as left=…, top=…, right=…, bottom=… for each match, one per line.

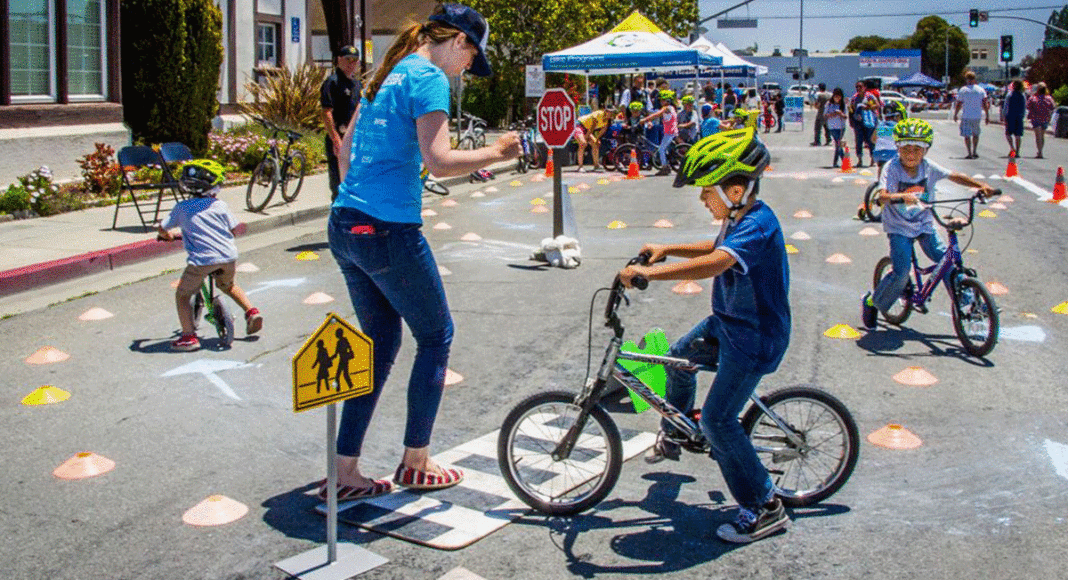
left=1049, top=166, right=1066, bottom=204
left=544, top=155, right=554, bottom=177
left=625, top=149, right=642, bottom=180
left=1005, top=151, right=1018, bottom=178
left=840, top=144, right=853, bottom=173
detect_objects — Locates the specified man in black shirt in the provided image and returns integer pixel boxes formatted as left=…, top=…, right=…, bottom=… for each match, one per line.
left=320, top=45, right=362, bottom=201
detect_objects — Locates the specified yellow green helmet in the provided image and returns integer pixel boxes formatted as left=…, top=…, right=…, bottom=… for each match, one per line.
left=673, top=127, right=770, bottom=188
left=681, top=95, right=695, bottom=104
left=179, top=159, right=225, bottom=195
left=628, top=100, right=644, bottom=111
left=893, top=118, right=933, bottom=147
left=659, top=89, right=676, bottom=101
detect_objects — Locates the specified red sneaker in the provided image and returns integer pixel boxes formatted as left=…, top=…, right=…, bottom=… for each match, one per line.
left=172, top=334, right=200, bottom=352
left=245, top=308, right=263, bottom=335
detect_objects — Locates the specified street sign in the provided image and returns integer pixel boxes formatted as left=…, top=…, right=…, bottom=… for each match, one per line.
left=537, top=88, right=575, bottom=149
left=717, top=18, right=757, bottom=29
left=292, top=313, right=373, bottom=412
left=525, top=64, right=544, bottom=98
left=786, top=66, right=800, bottom=73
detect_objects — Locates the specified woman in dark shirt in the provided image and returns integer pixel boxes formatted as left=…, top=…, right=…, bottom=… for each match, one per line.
left=1002, top=80, right=1026, bottom=157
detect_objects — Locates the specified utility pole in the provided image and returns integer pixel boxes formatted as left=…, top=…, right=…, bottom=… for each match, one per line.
left=799, top=0, right=804, bottom=82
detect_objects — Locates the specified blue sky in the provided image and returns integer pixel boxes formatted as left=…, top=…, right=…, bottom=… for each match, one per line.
left=698, top=0, right=1059, bottom=63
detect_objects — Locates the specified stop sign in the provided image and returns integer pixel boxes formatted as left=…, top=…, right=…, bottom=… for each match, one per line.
left=537, top=88, right=576, bottom=148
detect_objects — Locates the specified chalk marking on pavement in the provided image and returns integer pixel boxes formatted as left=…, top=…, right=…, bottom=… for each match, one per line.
left=1044, top=439, right=1068, bottom=481
left=246, top=277, right=307, bottom=296
left=999, top=325, right=1046, bottom=342
left=161, top=359, right=251, bottom=400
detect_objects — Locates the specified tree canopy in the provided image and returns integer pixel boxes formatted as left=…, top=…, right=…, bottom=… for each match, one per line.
left=843, top=16, right=969, bottom=82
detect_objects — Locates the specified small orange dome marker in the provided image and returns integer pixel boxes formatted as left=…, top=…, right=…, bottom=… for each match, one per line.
left=445, top=368, right=464, bottom=386
left=303, top=292, right=334, bottom=305
left=440, top=199, right=458, bottom=207
left=460, top=232, right=482, bottom=242
left=653, top=219, right=674, bottom=228
left=867, top=424, right=923, bottom=449
left=53, top=452, right=115, bottom=480
left=672, top=281, right=704, bottom=295
left=182, top=495, right=249, bottom=526
left=421, top=208, right=438, bottom=217
left=790, top=231, right=811, bottom=241
left=892, top=366, right=939, bottom=387
left=433, top=222, right=452, bottom=230
left=793, top=210, right=813, bottom=219
left=986, top=281, right=1009, bottom=296
left=826, top=253, right=852, bottom=264
left=470, top=191, right=486, bottom=197
left=26, top=346, right=70, bottom=365
left=484, top=186, right=499, bottom=193
left=531, top=205, right=549, bottom=214
left=78, top=307, right=114, bottom=321
left=235, top=262, right=260, bottom=273
left=438, top=266, right=452, bottom=276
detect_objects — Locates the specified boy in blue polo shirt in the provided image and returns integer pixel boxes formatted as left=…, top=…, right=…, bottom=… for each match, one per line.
left=619, top=128, right=790, bottom=544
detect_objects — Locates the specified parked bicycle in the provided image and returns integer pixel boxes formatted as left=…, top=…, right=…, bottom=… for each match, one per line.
left=246, top=116, right=306, bottom=212
left=609, top=133, right=690, bottom=174
left=498, top=254, right=859, bottom=516
left=867, top=190, right=1001, bottom=357
left=455, top=112, right=487, bottom=150
left=510, top=116, right=543, bottom=173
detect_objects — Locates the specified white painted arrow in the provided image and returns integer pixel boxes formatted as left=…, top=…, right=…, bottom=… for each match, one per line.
left=246, top=277, right=307, bottom=296
left=999, top=325, right=1046, bottom=342
left=1045, top=440, right=1068, bottom=481
left=161, top=359, right=251, bottom=400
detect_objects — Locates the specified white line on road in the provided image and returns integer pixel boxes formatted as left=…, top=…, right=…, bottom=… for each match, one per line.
left=1044, top=439, right=1068, bottom=481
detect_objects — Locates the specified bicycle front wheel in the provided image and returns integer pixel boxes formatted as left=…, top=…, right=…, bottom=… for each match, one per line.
left=498, top=390, right=623, bottom=516
left=952, top=276, right=998, bottom=357
left=280, top=151, right=306, bottom=202
left=601, top=146, right=618, bottom=172
left=742, top=386, right=860, bottom=507
left=212, top=297, right=234, bottom=348
left=863, top=182, right=883, bottom=222
left=458, top=136, right=476, bottom=151
left=669, top=143, right=691, bottom=171
left=246, top=157, right=278, bottom=212
left=423, top=178, right=449, bottom=196
left=873, top=256, right=912, bottom=325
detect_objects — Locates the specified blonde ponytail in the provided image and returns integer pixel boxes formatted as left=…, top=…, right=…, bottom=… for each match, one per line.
left=362, top=21, right=463, bottom=103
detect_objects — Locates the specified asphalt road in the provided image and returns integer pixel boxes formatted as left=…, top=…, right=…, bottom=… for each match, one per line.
left=3, top=111, right=1067, bottom=580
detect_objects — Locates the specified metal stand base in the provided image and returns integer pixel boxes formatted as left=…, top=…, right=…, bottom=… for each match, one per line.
left=273, top=544, right=387, bottom=580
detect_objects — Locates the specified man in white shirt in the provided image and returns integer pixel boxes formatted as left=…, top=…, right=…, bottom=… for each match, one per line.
left=953, top=70, right=989, bottom=159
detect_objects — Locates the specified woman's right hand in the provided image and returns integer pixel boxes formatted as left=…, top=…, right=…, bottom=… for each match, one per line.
left=493, top=132, right=521, bottom=160
left=640, top=243, right=668, bottom=264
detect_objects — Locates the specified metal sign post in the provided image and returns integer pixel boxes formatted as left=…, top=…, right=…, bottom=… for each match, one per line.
left=274, top=313, right=387, bottom=580
left=537, top=88, right=576, bottom=240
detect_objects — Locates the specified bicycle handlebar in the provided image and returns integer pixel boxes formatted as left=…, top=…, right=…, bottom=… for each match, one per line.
left=604, top=254, right=652, bottom=322
left=889, top=189, right=1000, bottom=231
left=251, top=116, right=303, bottom=142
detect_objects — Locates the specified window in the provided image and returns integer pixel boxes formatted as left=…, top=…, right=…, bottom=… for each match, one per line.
left=67, top=0, right=106, bottom=98
left=971, top=50, right=979, bottom=60
left=979, top=49, right=988, bottom=60
left=9, top=0, right=54, bottom=99
left=257, top=23, right=278, bottom=68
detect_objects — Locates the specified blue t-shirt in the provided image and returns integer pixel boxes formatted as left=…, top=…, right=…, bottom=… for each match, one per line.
left=713, top=201, right=791, bottom=374
left=878, top=157, right=950, bottom=237
left=161, top=196, right=239, bottom=266
left=701, top=117, right=721, bottom=138
left=335, top=53, right=451, bottom=223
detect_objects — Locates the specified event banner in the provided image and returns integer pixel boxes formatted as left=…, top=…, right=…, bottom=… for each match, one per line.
left=784, top=96, right=804, bottom=124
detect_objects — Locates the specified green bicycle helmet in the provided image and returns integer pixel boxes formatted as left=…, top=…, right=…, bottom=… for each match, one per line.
left=659, top=89, right=676, bottom=101
left=629, top=100, right=644, bottom=111
left=179, top=159, right=225, bottom=195
left=893, top=118, right=933, bottom=147
left=681, top=95, right=695, bottom=104
left=673, top=127, right=770, bottom=189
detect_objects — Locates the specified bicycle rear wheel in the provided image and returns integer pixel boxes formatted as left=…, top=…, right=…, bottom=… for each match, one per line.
left=246, top=157, right=278, bottom=212
left=601, top=146, right=618, bottom=172
left=280, top=150, right=306, bottom=202
left=498, top=390, right=623, bottom=516
left=423, top=178, right=449, bottom=196
left=458, top=136, right=476, bottom=151
left=873, top=256, right=912, bottom=325
left=211, top=296, right=234, bottom=348
left=952, top=276, right=998, bottom=357
left=742, top=386, right=859, bottom=507
left=863, top=182, right=883, bottom=222
left=669, top=142, right=691, bottom=171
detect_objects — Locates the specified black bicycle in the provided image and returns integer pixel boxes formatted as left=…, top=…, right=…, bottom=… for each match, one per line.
left=498, top=255, right=859, bottom=516
left=246, top=116, right=306, bottom=212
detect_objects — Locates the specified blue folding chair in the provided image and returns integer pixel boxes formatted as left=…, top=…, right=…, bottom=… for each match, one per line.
left=113, top=146, right=178, bottom=229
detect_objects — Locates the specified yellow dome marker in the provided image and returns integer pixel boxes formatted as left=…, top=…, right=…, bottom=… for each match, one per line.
left=26, top=346, right=70, bottom=365
left=531, top=205, right=549, bottom=214
left=303, top=292, right=334, bottom=305
left=53, top=452, right=115, bottom=480
left=793, top=210, right=813, bottom=219
left=785, top=244, right=799, bottom=254
left=607, top=220, right=627, bottom=229
left=22, top=385, right=71, bottom=406
left=597, top=178, right=610, bottom=185
left=893, top=366, right=939, bottom=387
left=858, top=169, right=874, bottom=176
left=510, top=180, right=523, bottom=187
left=790, top=231, right=811, bottom=241
left=440, top=199, right=458, bottom=207
left=421, top=208, right=438, bottom=217
left=530, top=197, right=546, bottom=205
left=867, top=424, right=923, bottom=449
left=182, top=495, right=249, bottom=527
left=986, top=281, right=1009, bottom=296
left=978, top=209, right=997, bottom=218
left=235, top=262, right=260, bottom=273
left=78, top=307, right=114, bottom=321
left=295, top=251, right=319, bottom=261
left=460, top=232, right=483, bottom=242
left=433, top=222, right=452, bottom=230
left=445, top=368, right=464, bottom=386
left=1052, top=301, right=1068, bottom=315
left=823, top=324, right=861, bottom=339
left=826, top=253, right=852, bottom=264
left=859, top=226, right=880, bottom=236
left=568, top=186, right=579, bottom=194
left=653, top=219, right=674, bottom=228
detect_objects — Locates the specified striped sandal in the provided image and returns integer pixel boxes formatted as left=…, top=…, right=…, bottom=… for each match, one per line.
left=392, top=464, right=464, bottom=490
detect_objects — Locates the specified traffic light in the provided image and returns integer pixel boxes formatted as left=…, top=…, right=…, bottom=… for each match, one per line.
left=1000, top=35, right=1013, bottom=62
left=969, top=9, right=979, bottom=28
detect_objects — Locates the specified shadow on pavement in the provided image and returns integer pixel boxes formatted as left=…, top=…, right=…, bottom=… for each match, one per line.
left=286, top=242, right=330, bottom=253
left=261, top=481, right=385, bottom=546
left=855, top=326, right=994, bottom=367
left=103, top=224, right=156, bottom=234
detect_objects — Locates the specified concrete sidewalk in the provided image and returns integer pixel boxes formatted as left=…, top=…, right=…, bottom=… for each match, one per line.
left=0, top=162, right=513, bottom=302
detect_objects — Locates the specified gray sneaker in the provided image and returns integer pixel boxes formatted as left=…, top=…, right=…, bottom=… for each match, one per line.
left=716, top=498, right=789, bottom=543
left=644, top=431, right=682, bottom=463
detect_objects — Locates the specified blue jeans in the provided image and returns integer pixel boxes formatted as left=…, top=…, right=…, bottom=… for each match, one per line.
left=328, top=207, right=454, bottom=456
left=872, top=232, right=947, bottom=314
left=829, top=128, right=844, bottom=165
left=662, top=316, right=775, bottom=510
left=657, top=133, right=675, bottom=167
left=852, top=122, right=873, bottom=158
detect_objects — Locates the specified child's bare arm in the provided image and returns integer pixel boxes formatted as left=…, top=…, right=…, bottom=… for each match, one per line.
left=948, top=172, right=997, bottom=196
left=157, top=226, right=175, bottom=241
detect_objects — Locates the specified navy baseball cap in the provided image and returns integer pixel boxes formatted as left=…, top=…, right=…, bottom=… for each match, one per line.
left=428, top=3, right=491, bottom=77
left=336, top=45, right=360, bottom=59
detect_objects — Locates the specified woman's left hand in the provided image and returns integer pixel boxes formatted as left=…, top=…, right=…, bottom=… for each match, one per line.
left=494, top=132, right=521, bottom=160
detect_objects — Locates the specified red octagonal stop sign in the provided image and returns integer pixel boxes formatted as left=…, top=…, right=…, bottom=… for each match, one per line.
left=537, top=88, right=576, bottom=149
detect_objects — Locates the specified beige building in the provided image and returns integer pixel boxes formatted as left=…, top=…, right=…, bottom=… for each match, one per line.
left=966, top=38, right=1000, bottom=83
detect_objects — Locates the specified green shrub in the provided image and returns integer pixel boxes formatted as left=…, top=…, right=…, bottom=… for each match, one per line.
left=121, top=0, right=223, bottom=154
left=78, top=142, right=122, bottom=196
left=0, top=166, right=86, bottom=217
left=240, top=63, right=330, bottom=131
left=1053, top=84, right=1068, bottom=107
left=0, top=185, right=31, bottom=214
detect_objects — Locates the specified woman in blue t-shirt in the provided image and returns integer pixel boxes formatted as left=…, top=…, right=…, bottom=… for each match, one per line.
left=325, top=3, right=520, bottom=501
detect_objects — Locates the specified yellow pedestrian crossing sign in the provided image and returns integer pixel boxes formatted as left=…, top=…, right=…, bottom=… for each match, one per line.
left=292, top=313, right=373, bottom=412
